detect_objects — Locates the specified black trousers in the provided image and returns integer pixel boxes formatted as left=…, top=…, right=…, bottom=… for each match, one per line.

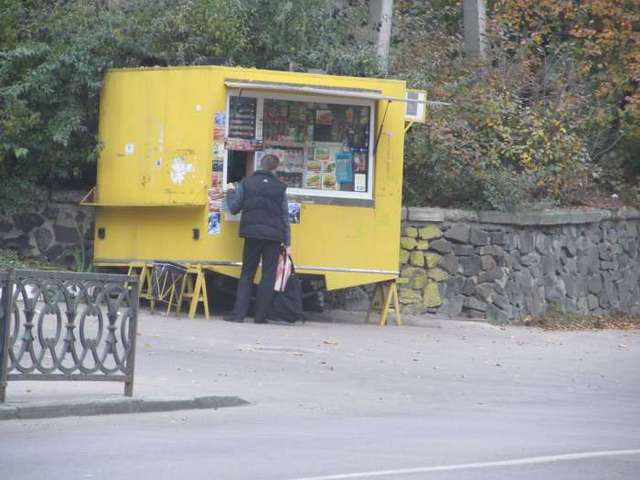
left=231, top=238, right=281, bottom=322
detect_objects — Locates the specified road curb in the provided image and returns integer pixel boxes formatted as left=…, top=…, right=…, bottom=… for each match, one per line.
left=0, top=395, right=250, bottom=421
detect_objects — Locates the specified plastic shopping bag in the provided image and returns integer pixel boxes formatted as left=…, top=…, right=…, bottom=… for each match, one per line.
left=274, top=246, right=293, bottom=292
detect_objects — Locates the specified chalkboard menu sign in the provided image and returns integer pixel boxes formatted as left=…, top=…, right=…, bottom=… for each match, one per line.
left=228, top=96, right=257, bottom=139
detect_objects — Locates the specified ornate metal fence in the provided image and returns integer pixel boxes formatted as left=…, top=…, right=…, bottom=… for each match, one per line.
left=0, top=269, right=139, bottom=402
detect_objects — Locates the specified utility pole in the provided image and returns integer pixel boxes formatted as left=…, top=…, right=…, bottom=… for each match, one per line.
left=368, top=0, right=394, bottom=73
left=462, top=0, right=486, bottom=58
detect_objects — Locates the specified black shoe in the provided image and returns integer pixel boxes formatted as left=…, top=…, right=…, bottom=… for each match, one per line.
left=254, top=318, right=268, bottom=324
left=223, top=314, right=245, bottom=323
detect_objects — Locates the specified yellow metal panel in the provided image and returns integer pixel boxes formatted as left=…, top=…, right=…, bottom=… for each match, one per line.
left=94, top=66, right=406, bottom=291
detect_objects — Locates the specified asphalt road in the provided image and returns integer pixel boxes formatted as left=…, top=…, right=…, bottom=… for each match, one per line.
left=1, top=312, right=639, bottom=479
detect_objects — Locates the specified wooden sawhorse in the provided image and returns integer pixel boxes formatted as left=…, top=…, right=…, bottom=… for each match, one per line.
left=127, top=262, right=210, bottom=320
left=127, top=262, right=154, bottom=310
left=366, top=279, right=405, bottom=326
left=176, top=264, right=210, bottom=320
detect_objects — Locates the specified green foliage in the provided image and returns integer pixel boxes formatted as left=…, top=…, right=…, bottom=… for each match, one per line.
left=63, top=222, right=93, bottom=273
left=240, top=0, right=379, bottom=75
left=474, top=168, right=541, bottom=212
left=394, top=0, right=640, bottom=210
left=0, top=0, right=379, bottom=214
left=403, top=124, right=544, bottom=212
left=0, top=176, right=46, bottom=216
left=0, top=248, right=21, bottom=269
left=402, top=123, right=484, bottom=208
left=0, top=248, right=56, bottom=270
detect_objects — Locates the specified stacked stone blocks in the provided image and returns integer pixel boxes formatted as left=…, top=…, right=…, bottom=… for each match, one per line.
left=0, top=190, right=94, bottom=266
left=399, top=207, right=640, bottom=322
left=398, top=224, right=448, bottom=314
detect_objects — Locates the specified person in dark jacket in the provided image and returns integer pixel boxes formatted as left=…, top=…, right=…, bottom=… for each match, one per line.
left=224, top=154, right=290, bottom=323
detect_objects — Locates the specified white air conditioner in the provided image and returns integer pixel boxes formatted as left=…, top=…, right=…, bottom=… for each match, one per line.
left=405, top=89, right=427, bottom=123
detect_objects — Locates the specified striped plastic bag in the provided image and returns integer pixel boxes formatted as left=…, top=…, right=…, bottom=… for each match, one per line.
left=274, top=246, right=293, bottom=292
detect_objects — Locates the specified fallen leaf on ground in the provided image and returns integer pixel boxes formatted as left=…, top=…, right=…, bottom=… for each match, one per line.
left=522, top=311, right=640, bottom=330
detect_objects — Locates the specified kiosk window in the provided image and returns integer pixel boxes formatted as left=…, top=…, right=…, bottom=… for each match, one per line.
left=225, top=93, right=374, bottom=200
left=227, top=151, right=253, bottom=183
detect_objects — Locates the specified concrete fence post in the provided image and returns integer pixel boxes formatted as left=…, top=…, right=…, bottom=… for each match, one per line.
left=463, top=0, right=487, bottom=58
left=369, top=0, right=394, bottom=73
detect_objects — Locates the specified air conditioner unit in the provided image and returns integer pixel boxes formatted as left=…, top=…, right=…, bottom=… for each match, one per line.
left=405, top=89, right=427, bottom=123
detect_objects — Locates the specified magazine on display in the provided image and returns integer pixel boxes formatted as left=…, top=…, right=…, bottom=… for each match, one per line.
left=335, top=151, right=354, bottom=184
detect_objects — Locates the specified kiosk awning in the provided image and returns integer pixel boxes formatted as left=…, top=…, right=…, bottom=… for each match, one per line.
left=224, top=79, right=436, bottom=108
left=224, top=79, right=388, bottom=101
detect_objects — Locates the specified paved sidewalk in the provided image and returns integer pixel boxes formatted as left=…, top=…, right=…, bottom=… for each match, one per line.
left=3, top=309, right=639, bottom=418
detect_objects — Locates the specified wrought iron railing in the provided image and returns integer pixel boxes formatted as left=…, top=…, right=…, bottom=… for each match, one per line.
left=0, top=269, right=139, bottom=402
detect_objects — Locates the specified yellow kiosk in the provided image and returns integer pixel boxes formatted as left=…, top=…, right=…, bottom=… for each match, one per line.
left=86, top=65, right=424, bottom=323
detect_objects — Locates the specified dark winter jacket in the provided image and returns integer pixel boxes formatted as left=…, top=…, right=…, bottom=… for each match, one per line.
left=227, top=170, right=290, bottom=244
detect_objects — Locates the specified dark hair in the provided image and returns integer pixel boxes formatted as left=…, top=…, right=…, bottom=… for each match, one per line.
left=260, top=154, right=280, bottom=171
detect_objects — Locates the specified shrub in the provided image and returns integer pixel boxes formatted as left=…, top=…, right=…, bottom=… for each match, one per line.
left=475, top=168, right=541, bottom=212
left=394, top=0, right=640, bottom=210
left=0, top=248, right=56, bottom=270
left=0, top=0, right=379, bottom=214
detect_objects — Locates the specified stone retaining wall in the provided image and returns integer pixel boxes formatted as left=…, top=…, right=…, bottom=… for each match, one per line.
left=0, top=190, right=93, bottom=266
left=399, top=207, right=640, bottom=322
left=3, top=194, right=640, bottom=323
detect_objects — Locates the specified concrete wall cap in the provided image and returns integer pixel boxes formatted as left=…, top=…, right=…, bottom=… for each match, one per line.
left=406, top=207, right=445, bottom=222
left=477, top=209, right=612, bottom=225
left=613, top=207, right=640, bottom=220
left=404, top=207, right=640, bottom=226
left=50, top=190, right=87, bottom=204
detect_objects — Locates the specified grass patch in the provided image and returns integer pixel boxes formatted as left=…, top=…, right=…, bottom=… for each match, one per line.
left=522, top=305, right=640, bottom=330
